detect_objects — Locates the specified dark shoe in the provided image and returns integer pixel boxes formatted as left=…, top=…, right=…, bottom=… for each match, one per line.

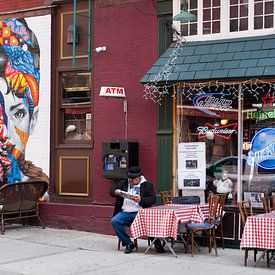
left=124, top=242, right=136, bottom=254
left=155, top=245, right=165, bottom=253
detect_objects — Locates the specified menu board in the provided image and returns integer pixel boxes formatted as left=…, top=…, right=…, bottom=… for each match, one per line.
left=178, top=142, right=206, bottom=190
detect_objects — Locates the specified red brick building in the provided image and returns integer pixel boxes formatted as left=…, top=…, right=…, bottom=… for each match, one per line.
left=0, top=0, right=159, bottom=234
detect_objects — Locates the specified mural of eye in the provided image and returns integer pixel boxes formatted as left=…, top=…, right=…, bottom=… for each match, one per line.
left=13, top=108, right=27, bottom=120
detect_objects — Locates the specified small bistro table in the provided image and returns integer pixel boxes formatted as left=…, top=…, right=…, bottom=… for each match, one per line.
left=130, top=204, right=209, bottom=257
left=240, top=211, right=275, bottom=267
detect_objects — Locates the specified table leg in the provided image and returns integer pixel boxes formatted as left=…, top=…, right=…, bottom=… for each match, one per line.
left=144, top=237, right=177, bottom=258
left=144, top=237, right=157, bottom=254
left=254, top=250, right=266, bottom=267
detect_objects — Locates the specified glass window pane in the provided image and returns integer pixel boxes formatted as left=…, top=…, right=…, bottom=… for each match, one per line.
left=212, top=8, right=220, bottom=20
left=230, top=19, right=238, bottom=32
left=190, top=0, right=197, bottom=9
left=64, top=111, right=91, bottom=141
left=240, top=4, right=248, bottom=17
left=203, top=0, right=211, bottom=8
left=230, top=6, right=238, bottom=18
left=254, top=16, right=263, bottom=29
left=264, top=15, right=273, bottom=28
left=203, top=8, right=211, bottom=21
left=240, top=0, right=248, bottom=3
left=212, top=21, right=220, bottom=33
left=255, top=3, right=263, bottom=15
left=230, top=0, right=238, bottom=4
left=181, top=24, right=188, bottom=36
left=265, top=2, right=274, bottom=15
left=203, top=22, right=211, bottom=34
left=213, top=0, right=220, bottom=7
left=190, top=23, right=197, bottom=35
left=240, top=18, right=248, bottom=30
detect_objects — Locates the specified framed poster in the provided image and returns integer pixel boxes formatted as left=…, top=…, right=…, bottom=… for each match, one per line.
left=178, top=142, right=206, bottom=189
left=244, top=192, right=264, bottom=208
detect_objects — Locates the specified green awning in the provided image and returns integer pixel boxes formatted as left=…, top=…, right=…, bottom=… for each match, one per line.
left=140, top=34, right=275, bottom=83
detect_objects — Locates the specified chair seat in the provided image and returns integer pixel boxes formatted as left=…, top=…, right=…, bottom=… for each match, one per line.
left=186, top=222, right=214, bottom=229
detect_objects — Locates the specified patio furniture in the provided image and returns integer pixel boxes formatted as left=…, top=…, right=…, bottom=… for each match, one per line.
left=237, top=200, right=257, bottom=266
left=0, top=181, right=48, bottom=234
left=185, top=194, right=221, bottom=257
left=118, top=227, right=138, bottom=251
left=261, top=196, right=275, bottom=213
left=240, top=211, right=275, bottom=267
left=131, top=203, right=209, bottom=257
left=212, top=193, right=227, bottom=249
left=160, top=190, right=173, bottom=205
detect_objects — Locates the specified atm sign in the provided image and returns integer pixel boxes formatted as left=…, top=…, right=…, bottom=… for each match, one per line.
left=100, top=86, right=126, bottom=98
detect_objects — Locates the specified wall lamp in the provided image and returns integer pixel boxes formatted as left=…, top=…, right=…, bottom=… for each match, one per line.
left=66, top=24, right=79, bottom=44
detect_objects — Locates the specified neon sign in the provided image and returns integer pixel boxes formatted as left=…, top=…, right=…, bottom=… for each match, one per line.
left=197, top=123, right=237, bottom=140
left=247, top=128, right=275, bottom=170
left=193, top=93, right=233, bottom=117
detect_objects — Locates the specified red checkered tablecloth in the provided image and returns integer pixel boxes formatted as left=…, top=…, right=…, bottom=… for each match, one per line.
left=240, top=211, right=275, bottom=250
left=130, top=204, right=209, bottom=240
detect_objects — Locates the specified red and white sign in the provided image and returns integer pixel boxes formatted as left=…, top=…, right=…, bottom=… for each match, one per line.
left=100, top=86, right=126, bottom=98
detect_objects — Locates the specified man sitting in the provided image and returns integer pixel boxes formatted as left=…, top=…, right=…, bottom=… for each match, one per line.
left=110, top=166, right=164, bottom=253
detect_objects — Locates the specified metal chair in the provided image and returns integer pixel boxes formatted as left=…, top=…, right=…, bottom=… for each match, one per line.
left=160, top=190, right=173, bottom=205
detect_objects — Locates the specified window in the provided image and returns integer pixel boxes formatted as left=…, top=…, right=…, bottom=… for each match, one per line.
left=173, top=0, right=275, bottom=41
left=60, top=71, right=92, bottom=142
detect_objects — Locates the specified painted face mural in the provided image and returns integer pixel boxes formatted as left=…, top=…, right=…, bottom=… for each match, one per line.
left=0, top=18, right=43, bottom=184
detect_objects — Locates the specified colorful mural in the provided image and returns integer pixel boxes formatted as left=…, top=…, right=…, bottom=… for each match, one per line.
left=0, top=18, right=48, bottom=184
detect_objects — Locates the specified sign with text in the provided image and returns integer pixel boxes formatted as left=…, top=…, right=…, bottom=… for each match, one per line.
left=100, top=86, right=126, bottom=98
left=178, top=142, right=206, bottom=190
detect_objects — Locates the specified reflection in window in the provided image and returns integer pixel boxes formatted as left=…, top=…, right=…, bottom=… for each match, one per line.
left=64, top=108, right=91, bottom=141
left=60, top=71, right=91, bottom=142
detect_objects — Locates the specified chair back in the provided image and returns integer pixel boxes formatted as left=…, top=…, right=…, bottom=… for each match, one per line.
left=237, top=200, right=253, bottom=226
left=0, top=181, right=48, bottom=213
left=172, top=196, right=200, bottom=204
left=207, top=194, right=221, bottom=222
left=261, top=196, right=275, bottom=213
left=160, top=190, right=173, bottom=205
left=215, top=193, right=227, bottom=219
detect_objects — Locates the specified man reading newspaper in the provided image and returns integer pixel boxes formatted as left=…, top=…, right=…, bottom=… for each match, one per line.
left=110, top=166, right=164, bottom=254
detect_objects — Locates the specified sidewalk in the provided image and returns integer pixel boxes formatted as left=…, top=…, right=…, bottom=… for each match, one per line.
left=0, top=225, right=274, bottom=275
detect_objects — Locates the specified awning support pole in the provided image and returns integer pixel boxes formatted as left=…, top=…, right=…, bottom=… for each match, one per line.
left=237, top=83, right=243, bottom=202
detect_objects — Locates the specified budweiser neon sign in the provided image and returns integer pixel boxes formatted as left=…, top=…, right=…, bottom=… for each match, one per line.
left=193, top=93, right=233, bottom=117
left=197, top=123, right=238, bottom=140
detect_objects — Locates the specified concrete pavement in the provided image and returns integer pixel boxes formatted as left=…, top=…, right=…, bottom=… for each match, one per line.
left=0, top=225, right=274, bottom=275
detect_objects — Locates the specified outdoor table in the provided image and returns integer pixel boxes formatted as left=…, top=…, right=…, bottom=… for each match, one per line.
left=130, top=203, right=209, bottom=257
left=240, top=211, right=275, bottom=267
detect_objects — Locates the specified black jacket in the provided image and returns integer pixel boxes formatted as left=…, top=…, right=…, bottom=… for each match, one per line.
left=109, top=178, right=156, bottom=216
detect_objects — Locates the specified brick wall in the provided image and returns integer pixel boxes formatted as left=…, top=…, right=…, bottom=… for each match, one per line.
left=92, top=0, right=158, bottom=203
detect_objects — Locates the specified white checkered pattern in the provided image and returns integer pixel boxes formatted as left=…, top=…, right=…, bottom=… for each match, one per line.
left=130, top=204, right=209, bottom=240
left=240, top=211, right=275, bottom=250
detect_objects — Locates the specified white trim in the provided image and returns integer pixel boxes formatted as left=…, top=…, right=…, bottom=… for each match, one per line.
left=173, top=0, right=275, bottom=42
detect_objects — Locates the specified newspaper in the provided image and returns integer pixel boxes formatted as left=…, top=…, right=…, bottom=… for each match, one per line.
left=117, top=189, right=138, bottom=200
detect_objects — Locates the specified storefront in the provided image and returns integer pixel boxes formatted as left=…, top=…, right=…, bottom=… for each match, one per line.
left=142, top=33, right=275, bottom=244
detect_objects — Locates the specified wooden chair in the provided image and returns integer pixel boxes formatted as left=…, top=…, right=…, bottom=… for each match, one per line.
left=160, top=190, right=173, bottom=205
left=118, top=232, right=138, bottom=251
left=237, top=200, right=257, bottom=266
left=213, top=193, right=227, bottom=249
left=186, top=194, right=220, bottom=257
left=261, top=196, right=275, bottom=213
